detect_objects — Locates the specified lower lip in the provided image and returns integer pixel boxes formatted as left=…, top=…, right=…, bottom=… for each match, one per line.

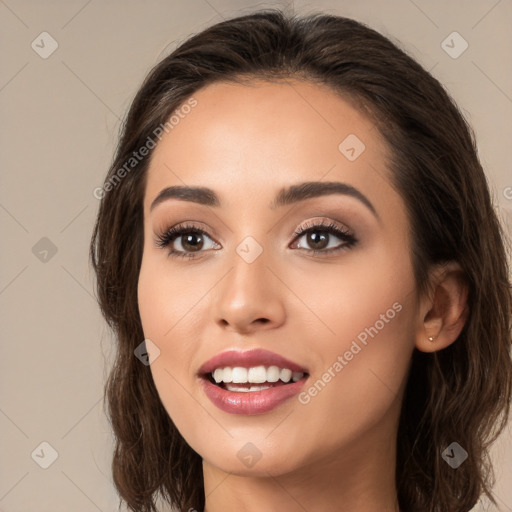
left=200, top=376, right=308, bottom=415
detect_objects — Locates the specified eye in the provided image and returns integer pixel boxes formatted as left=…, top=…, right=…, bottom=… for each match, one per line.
left=290, top=219, right=357, bottom=255
left=155, top=219, right=357, bottom=260
left=154, top=223, right=220, bottom=259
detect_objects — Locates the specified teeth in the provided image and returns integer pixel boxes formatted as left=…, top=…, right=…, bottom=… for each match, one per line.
left=232, top=367, right=247, bottom=383
left=248, top=366, right=267, bottom=383
left=211, top=365, right=306, bottom=384
left=213, top=368, right=224, bottom=383
left=280, top=368, right=292, bottom=382
left=225, top=384, right=273, bottom=392
left=223, top=367, right=233, bottom=382
left=292, top=371, right=303, bottom=382
left=267, top=366, right=280, bottom=382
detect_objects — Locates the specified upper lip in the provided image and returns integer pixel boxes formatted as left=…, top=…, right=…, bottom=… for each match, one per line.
left=198, top=348, right=309, bottom=375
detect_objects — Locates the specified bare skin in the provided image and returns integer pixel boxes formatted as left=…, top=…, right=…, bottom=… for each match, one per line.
left=137, top=79, right=468, bottom=512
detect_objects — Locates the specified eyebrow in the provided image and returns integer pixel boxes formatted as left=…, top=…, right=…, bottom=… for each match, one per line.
left=150, top=181, right=379, bottom=219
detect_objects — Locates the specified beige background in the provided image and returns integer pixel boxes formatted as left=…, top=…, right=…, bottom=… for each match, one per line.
left=1, top=0, right=511, bottom=511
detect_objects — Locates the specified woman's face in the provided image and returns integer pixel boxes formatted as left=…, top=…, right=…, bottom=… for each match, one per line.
left=138, top=79, right=420, bottom=477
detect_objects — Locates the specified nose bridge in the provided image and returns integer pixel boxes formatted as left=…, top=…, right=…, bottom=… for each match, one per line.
left=213, top=234, right=285, bottom=332
left=223, top=236, right=271, bottom=308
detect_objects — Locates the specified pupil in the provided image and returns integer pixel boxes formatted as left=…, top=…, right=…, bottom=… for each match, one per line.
left=308, top=232, right=328, bottom=249
left=183, top=233, right=203, bottom=251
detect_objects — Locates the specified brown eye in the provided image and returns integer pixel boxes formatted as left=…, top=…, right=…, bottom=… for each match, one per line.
left=155, top=223, right=220, bottom=259
left=179, top=232, right=205, bottom=252
left=291, top=220, right=357, bottom=254
left=304, top=231, right=329, bottom=250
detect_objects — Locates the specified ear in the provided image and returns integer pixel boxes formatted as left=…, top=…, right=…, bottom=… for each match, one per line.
left=415, top=261, right=469, bottom=353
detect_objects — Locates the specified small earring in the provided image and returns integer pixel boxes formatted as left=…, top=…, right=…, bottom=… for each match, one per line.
left=428, top=335, right=437, bottom=342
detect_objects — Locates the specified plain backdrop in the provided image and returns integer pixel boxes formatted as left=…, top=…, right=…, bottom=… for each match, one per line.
left=1, top=1, right=511, bottom=511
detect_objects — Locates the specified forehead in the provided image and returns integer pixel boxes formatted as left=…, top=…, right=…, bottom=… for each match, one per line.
left=143, top=79, right=392, bottom=213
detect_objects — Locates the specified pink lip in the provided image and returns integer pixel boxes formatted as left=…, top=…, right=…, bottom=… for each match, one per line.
left=200, top=376, right=308, bottom=415
left=197, top=348, right=308, bottom=375
left=197, top=348, right=309, bottom=415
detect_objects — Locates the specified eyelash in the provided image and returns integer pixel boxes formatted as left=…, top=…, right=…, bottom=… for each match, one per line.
left=154, top=220, right=357, bottom=260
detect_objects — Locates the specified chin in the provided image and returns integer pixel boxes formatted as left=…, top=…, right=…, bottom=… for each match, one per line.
left=198, top=435, right=310, bottom=477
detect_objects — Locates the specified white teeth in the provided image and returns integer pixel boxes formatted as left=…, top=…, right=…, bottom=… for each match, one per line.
left=232, top=367, right=248, bottom=383
left=223, top=367, right=233, bottom=382
left=210, top=365, right=306, bottom=384
left=248, top=366, right=267, bottom=383
left=292, top=371, right=303, bottom=382
left=280, top=368, right=292, bottom=383
left=267, top=366, right=280, bottom=382
left=225, top=384, right=273, bottom=392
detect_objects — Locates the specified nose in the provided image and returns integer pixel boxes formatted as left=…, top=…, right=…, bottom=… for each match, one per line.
left=213, top=247, right=286, bottom=335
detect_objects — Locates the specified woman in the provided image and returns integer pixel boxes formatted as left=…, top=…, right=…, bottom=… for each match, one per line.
left=90, top=9, right=512, bottom=512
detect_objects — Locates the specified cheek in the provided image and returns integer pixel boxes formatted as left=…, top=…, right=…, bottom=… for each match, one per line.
left=137, top=250, right=212, bottom=343
left=137, top=254, right=214, bottom=438
left=291, top=243, right=414, bottom=351
left=137, top=253, right=204, bottom=360
left=292, top=251, right=416, bottom=440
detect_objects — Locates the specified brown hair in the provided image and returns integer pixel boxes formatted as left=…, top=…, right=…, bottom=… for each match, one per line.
left=90, top=9, right=512, bottom=512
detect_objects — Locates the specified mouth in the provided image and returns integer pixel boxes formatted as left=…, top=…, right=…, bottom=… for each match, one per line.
left=199, top=367, right=310, bottom=415
left=197, top=348, right=310, bottom=414
left=201, top=366, right=310, bottom=393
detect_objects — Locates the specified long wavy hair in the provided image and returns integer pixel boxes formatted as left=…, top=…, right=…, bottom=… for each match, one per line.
left=90, top=9, right=512, bottom=512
